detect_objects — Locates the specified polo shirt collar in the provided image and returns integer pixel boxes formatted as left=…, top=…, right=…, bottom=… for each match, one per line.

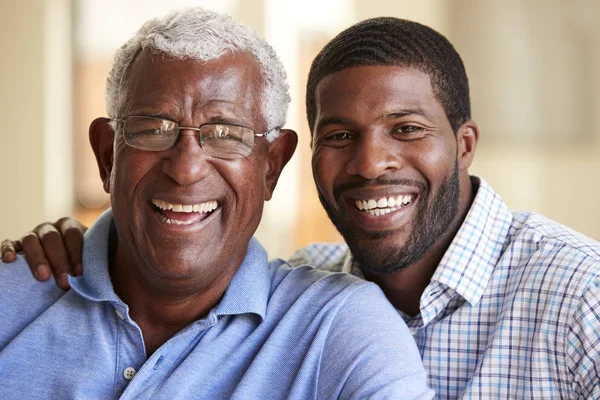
left=69, top=209, right=270, bottom=321
left=213, top=237, right=269, bottom=321
left=69, top=209, right=120, bottom=303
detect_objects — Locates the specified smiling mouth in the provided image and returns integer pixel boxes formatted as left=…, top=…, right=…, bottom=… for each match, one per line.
left=354, top=194, right=414, bottom=216
left=151, top=198, right=219, bottom=225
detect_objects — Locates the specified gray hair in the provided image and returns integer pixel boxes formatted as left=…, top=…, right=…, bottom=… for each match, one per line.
left=106, top=7, right=290, bottom=140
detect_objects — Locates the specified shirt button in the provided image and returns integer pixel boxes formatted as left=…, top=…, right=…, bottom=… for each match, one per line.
left=409, top=328, right=418, bottom=336
left=115, top=309, right=125, bottom=320
left=123, top=367, right=136, bottom=380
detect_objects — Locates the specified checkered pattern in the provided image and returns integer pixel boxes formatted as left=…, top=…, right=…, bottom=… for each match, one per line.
left=289, top=177, right=600, bottom=399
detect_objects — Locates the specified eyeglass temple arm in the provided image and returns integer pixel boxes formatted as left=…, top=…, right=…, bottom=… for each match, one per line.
left=258, top=127, right=281, bottom=138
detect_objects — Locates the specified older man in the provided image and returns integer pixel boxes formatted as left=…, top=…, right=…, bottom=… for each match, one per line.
left=5, top=15, right=600, bottom=400
left=0, top=9, right=433, bottom=400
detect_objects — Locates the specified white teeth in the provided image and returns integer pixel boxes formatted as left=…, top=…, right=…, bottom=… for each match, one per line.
left=354, top=194, right=414, bottom=215
left=156, top=213, right=196, bottom=225
left=152, top=199, right=219, bottom=214
left=356, top=200, right=364, bottom=210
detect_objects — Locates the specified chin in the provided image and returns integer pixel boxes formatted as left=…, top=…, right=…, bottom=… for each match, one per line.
left=343, top=228, right=427, bottom=275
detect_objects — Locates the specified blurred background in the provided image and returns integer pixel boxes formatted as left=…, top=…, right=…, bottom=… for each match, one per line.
left=1, top=0, right=599, bottom=260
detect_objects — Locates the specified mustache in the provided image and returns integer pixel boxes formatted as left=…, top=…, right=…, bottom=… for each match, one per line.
left=333, top=177, right=428, bottom=200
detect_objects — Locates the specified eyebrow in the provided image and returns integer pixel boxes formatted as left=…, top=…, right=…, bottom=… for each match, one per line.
left=385, top=108, right=431, bottom=119
left=316, top=108, right=431, bottom=131
left=315, top=117, right=355, bottom=131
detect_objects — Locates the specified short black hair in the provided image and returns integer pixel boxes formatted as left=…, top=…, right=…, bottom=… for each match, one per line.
left=306, top=17, right=470, bottom=133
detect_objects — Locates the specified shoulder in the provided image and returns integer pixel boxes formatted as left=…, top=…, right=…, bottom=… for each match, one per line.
left=268, top=258, right=403, bottom=326
left=512, top=212, right=600, bottom=258
left=265, top=260, right=432, bottom=398
left=0, top=255, right=64, bottom=300
left=509, top=212, right=600, bottom=272
left=0, top=256, right=66, bottom=348
left=502, top=212, right=600, bottom=303
left=287, top=242, right=348, bottom=271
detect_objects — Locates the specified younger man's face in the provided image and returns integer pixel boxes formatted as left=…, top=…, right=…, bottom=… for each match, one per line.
left=311, top=66, right=461, bottom=275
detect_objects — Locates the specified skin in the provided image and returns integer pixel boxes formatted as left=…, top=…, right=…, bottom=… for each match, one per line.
left=57, top=50, right=296, bottom=355
left=311, top=66, right=479, bottom=316
left=2, top=66, right=475, bottom=319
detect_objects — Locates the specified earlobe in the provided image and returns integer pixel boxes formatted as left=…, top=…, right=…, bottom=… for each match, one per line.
left=456, top=120, right=479, bottom=171
left=264, top=129, right=298, bottom=200
left=89, top=117, right=115, bottom=193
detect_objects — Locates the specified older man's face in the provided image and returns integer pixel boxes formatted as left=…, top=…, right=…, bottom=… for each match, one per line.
left=90, top=50, right=295, bottom=288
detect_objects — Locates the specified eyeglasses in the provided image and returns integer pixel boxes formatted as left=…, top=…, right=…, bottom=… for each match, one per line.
left=113, top=115, right=277, bottom=159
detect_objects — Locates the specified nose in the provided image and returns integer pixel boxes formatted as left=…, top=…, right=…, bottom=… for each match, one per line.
left=345, top=131, right=403, bottom=179
left=162, top=129, right=211, bottom=185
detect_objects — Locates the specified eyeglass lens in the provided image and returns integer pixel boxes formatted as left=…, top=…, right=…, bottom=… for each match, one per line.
left=122, top=116, right=256, bottom=159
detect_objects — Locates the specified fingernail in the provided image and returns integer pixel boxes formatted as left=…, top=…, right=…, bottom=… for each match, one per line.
left=74, top=263, right=83, bottom=276
left=59, top=273, right=70, bottom=290
left=57, top=273, right=70, bottom=289
left=2, top=250, right=14, bottom=261
left=34, top=264, right=51, bottom=280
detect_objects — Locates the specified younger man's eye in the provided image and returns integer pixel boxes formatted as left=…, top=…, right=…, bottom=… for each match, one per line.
left=391, top=125, right=427, bottom=139
left=327, top=132, right=353, bottom=141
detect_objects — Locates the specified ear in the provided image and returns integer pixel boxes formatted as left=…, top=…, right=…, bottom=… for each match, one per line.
left=89, top=117, right=115, bottom=193
left=263, top=129, right=298, bottom=200
left=456, top=120, right=479, bottom=171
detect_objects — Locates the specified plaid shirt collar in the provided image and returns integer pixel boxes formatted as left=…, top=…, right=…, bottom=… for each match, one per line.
left=344, top=176, right=512, bottom=308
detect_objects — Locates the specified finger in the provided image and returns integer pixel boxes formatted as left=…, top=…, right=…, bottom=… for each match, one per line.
left=1, top=239, right=18, bottom=262
left=20, top=233, right=53, bottom=282
left=56, top=218, right=85, bottom=276
left=35, top=224, right=73, bottom=289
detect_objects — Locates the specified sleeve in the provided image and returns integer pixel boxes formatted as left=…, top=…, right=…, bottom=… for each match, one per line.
left=316, top=282, right=434, bottom=400
left=568, top=276, right=600, bottom=399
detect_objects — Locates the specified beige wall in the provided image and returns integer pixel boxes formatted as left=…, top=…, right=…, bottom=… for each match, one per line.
left=452, top=0, right=600, bottom=240
left=0, top=0, right=46, bottom=240
left=0, top=0, right=73, bottom=241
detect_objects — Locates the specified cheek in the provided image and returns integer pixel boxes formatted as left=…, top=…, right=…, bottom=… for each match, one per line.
left=112, top=150, right=160, bottom=199
left=224, top=159, right=267, bottom=204
left=411, top=139, right=456, bottom=181
left=311, top=148, right=339, bottom=195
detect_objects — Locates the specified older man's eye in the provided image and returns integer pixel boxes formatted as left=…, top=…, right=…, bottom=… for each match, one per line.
left=214, top=126, right=242, bottom=140
left=135, top=128, right=166, bottom=136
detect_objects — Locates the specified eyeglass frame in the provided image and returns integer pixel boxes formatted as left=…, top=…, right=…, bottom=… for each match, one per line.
left=111, top=114, right=279, bottom=159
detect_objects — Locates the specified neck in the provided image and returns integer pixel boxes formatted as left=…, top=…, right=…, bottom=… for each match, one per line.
left=110, top=247, right=238, bottom=357
left=365, top=176, right=476, bottom=316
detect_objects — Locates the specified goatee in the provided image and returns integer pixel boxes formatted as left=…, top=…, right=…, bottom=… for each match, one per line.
left=318, top=161, right=460, bottom=275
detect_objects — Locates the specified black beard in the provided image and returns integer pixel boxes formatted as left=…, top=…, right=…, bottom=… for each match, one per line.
left=317, top=161, right=460, bottom=275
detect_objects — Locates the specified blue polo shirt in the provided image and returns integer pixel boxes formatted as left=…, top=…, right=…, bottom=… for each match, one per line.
left=0, top=210, right=433, bottom=399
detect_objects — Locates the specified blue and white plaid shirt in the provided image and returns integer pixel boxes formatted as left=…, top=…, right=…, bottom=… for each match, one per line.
left=289, top=177, right=600, bottom=399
